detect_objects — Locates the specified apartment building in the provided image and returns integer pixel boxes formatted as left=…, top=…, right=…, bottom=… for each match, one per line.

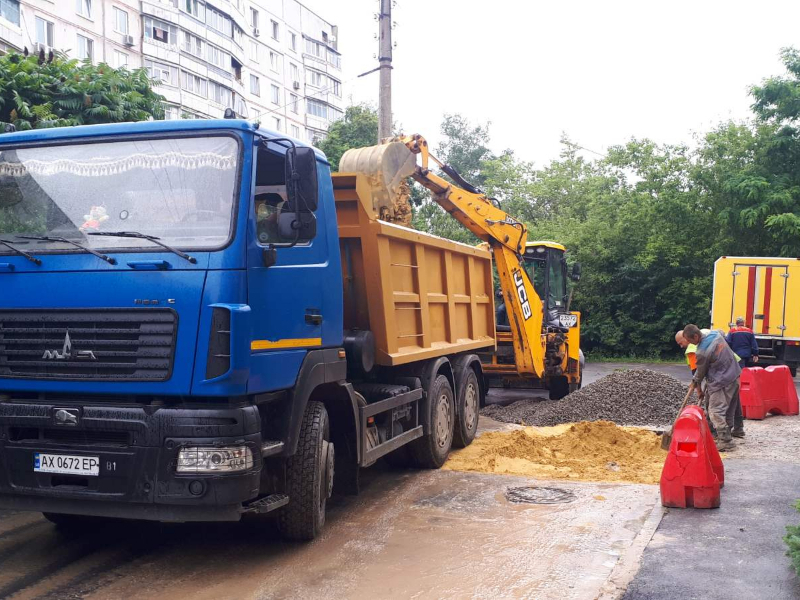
left=0, top=0, right=343, bottom=142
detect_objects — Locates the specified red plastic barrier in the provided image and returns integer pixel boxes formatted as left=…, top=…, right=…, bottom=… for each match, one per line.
left=740, top=365, right=799, bottom=420
left=660, top=405, right=723, bottom=509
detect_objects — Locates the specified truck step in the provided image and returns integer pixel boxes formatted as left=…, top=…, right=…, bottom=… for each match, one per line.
left=243, top=493, right=289, bottom=514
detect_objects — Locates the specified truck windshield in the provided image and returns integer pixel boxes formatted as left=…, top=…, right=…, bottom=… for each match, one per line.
left=0, top=135, right=239, bottom=253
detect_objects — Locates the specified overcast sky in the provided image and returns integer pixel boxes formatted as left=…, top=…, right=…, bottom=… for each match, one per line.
left=302, top=0, right=800, bottom=166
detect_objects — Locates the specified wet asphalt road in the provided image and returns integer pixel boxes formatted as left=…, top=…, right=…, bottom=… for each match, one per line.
left=0, top=362, right=791, bottom=599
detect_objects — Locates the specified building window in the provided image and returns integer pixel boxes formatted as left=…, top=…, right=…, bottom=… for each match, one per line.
left=113, top=7, right=128, bottom=34
left=76, top=0, right=92, bottom=19
left=145, top=17, right=177, bottom=46
left=163, top=104, right=180, bottom=120
left=290, top=62, right=299, bottom=83
left=327, top=49, right=341, bottom=69
left=305, top=38, right=323, bottom=58
left=209, top=81, right=233, bottom=107
left=249, top=7, right=258, bottom=29
left=207, top=7, right=232, bottom=37
left=182, top=32, right=204, bottom=57
left=232, top=57, right=242, bottom=81
left=271, top=20, right=279, bottom=40
left=322, top=31, right=328, bottom=43
left=76, top=35, right=94, bottom=62
left=249, top=40, right=258, bottom=62
left=290, top=123, right=300, bottom=138
left=183, top=0, right=205, bottom=20
left=114, top=50, right=128, bottom=68
left=332, top=79, right=341, bottom=97
left=207, top=44, right=228, bottom=69
left=269, top=51, right=278, bottom=72
left=181, top=70, right=207, bottom=97
left=273, top=117, right=281, bottom=132
left=251, top=107, right=260, bottom=120
left=145, top=59, right=178, bottom=86
left=233, top=24, right=243, bottom=46
left=35, top=16, right=54, bottom=47
left=250, top=74, right=260, bottom=96
left=290, top=32, right=296, bottom=51
left=0, top=0, right=19, bottom=26
left=289, top=93, right=298, bottom=113
left=307, top=70, right=323, bottom=87
left=270, top=84, right=279, bottom=105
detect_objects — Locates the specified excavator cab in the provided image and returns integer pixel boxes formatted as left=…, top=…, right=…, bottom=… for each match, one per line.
left=522, top=242, right=573, bottom=331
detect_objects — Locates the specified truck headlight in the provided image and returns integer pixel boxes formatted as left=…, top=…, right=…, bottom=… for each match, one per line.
left=176, top=446, right=253, bottom=473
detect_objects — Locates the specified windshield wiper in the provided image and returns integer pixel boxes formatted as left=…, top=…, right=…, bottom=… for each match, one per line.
left=0, top=239, right=42, bottom=265
left=16, top=235, right=117, bottom=265
left=88, top=231, right=197, bottom=264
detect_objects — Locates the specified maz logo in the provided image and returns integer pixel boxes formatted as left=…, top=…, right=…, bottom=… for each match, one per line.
left=513, top=269, right=532, bottom=320
left=42, top=331, right=97, bottom=361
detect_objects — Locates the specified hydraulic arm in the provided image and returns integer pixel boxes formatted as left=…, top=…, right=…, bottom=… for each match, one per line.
left=340, top=134, right=546, bottom=376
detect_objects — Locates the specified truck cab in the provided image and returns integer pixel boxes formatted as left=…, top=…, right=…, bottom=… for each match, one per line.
left=0, top=119, right=354, bottom=528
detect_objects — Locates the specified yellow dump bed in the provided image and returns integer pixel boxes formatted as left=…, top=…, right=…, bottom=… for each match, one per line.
left=333, top=172, right=496, bottom=366
left=711, top=256, right=800, bottom=338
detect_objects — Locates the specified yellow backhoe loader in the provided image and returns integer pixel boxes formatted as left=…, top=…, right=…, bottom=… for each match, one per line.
left=338, top=134, right=583, bottom=399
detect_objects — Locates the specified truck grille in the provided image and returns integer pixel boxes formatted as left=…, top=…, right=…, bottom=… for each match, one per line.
left=0, top=309, right=177, bottom=381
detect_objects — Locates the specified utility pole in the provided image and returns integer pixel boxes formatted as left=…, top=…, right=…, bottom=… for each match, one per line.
left=377, top=0, right=392, bottom=142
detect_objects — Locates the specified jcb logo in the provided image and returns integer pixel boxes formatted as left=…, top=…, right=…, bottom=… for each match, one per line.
left=513, top=269, right=532, bottom=320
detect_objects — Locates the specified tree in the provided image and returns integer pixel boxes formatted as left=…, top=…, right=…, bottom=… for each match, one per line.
left=0, top=51, right=164, bottom=131
left=316, top=104, right=378, bottom=171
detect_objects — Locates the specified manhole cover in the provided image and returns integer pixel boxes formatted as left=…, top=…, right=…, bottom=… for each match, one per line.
left=505, top=486, right=577, bottom=504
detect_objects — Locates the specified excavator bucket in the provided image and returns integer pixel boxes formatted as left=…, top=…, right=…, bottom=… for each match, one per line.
left=338, top=141, right=417, bottom=222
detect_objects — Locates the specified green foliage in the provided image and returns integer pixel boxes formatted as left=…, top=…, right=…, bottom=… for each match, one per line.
left=0, top=51, right=164, bottom=131
left=784, top=499, right=800, bottom=576
left=316, top=104, right=378, bottom=171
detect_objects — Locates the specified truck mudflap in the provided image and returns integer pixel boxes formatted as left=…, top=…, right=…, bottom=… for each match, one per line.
left=0, top=401, right=265, bottom=522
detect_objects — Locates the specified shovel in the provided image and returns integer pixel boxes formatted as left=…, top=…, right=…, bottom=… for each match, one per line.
left=661, top=383, right=696, bottom=450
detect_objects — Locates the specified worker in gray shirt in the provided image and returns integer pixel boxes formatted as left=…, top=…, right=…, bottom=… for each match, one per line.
left=682, top=324, right=741, bottom=451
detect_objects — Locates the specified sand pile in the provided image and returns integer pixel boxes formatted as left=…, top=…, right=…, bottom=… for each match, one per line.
left=444, top=421, right=667, bottom=484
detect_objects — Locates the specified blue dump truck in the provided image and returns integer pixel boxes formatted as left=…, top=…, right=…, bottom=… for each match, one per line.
left=0, top=119, right=497, bottom=539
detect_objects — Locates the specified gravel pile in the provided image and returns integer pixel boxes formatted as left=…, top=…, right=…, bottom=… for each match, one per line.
left=482, top=369, right=691, bottom=428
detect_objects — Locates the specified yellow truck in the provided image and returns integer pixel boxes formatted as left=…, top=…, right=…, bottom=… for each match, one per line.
left=711, top=256, right=800, bottom=375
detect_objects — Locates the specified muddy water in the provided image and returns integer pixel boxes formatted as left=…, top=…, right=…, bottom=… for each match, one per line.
left=0, top=469, right=658, bottom=600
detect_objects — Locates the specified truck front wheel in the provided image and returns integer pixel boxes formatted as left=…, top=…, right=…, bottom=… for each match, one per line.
left=410, top=375, right=455, bottom=468
left=277, top=401, right=333, bottom=541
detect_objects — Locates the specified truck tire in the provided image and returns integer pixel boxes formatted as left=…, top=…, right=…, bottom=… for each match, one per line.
left=548, top=376, right=569, bottom=400
left=453, top=369, right=480, bottom=448
left=409, top=375, right=455, bottom=468
left=277, top=401, right=333, bottom=541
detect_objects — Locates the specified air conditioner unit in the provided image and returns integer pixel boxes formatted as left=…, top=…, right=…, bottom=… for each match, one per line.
left=253, top=28, right=260, bottom=37
left=329, top=36, right=336, bottom=43
left=123, top=35, right=134, bottom=47
left=292, top=81, right=300, bottom=90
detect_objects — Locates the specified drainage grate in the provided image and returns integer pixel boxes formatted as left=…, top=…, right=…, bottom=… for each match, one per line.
left=505, top=486, right=577, bottom=505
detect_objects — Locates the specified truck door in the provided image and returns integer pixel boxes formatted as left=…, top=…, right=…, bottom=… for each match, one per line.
left=244, top=141, right=338, bottom=392
left=731, top=264, right=788, bottom=336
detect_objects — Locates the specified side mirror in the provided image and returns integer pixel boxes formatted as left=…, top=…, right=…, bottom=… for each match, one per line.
left=285, top=146, right=319, bottom=212
left=278, top=211, right=317, bottom=241
left=570, top=262, right=582, bottom=282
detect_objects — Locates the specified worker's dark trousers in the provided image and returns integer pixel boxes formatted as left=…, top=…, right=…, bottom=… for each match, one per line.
left=732, top=363, right=748, bottom=432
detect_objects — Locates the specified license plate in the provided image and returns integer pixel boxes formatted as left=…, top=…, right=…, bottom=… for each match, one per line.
left=34, top=453, right=99, bottom=476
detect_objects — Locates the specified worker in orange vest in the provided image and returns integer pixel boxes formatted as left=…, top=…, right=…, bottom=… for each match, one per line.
left=676, top=328, right=745, bottom=439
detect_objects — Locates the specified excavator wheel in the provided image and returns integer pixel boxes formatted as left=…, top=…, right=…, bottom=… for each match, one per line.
left=548, top=376, right=570, bottom=400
